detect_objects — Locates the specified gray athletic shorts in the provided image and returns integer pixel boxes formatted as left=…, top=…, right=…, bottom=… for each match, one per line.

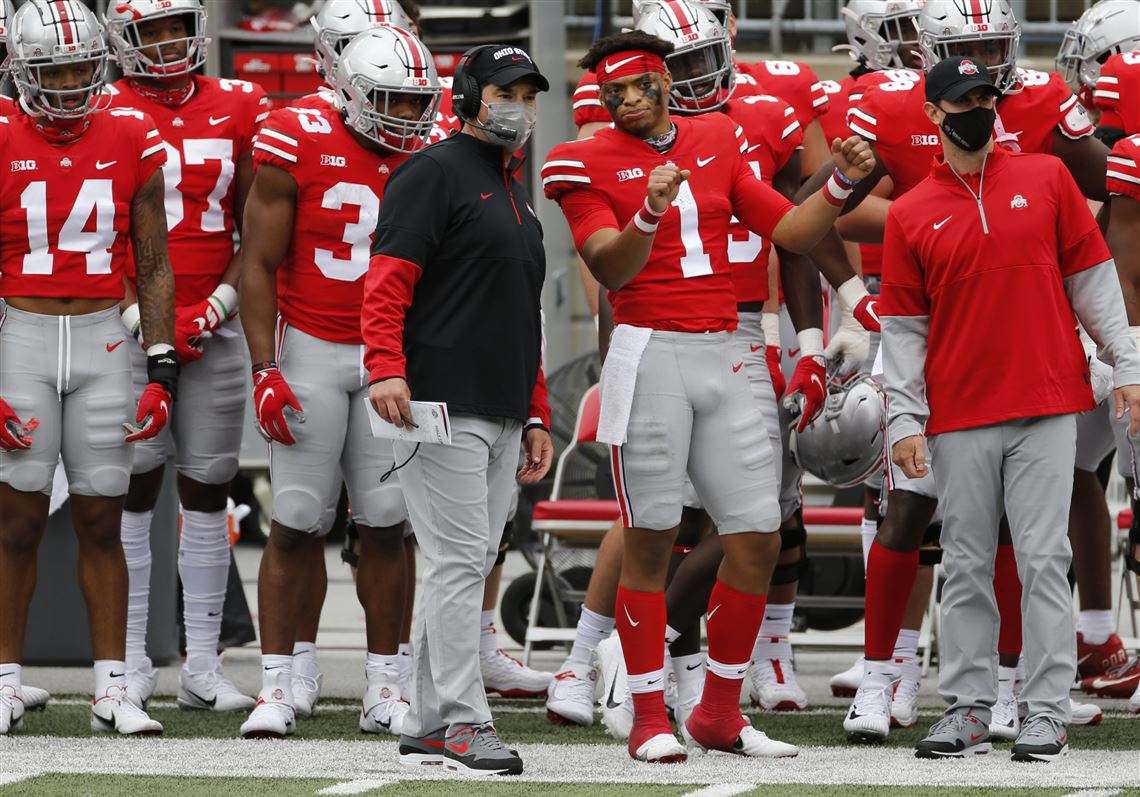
left=611, top=330, right=780, bottom=535
left=0, top=304, right=133, bottom=497
left=130, top=318, right=246, bottom=484
left=270, top=323, right=406, bottom=534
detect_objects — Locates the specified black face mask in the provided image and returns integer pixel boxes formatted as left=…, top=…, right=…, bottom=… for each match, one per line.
left=940, top=105, right=996, bottom=152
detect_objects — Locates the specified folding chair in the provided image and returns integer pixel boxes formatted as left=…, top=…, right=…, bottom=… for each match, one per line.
left=523, top=384, right=619, bottom=663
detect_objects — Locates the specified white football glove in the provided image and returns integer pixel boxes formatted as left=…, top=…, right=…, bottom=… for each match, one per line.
left=824, top=300, right=870, bottom=378
left=1083, top=333, right=1114, bottom=406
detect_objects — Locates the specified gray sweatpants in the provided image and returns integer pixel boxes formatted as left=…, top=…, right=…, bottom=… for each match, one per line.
left=928, top=413, right=1077, bottom=725
left=395, top=414, right=522, bottom=736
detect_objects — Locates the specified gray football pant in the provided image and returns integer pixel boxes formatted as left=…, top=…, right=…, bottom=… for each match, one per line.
left=929, top=413, right=1077, bottom=725
left=395, top=414, right=522, bottom=736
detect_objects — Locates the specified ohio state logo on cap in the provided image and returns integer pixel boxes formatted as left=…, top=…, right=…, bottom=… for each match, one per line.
left=958, top=60, right=980, bottom=76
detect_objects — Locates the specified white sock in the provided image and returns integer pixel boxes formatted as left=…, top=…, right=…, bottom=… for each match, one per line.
left=672, top=652, right=704, bottom=705
left=567, top=607, right=615, bottom=667
left=863, top=658, right=897, bottom=689
left=261, top=654, right=293, bottom=689
left=120, top=509, right=154, bottom=663
left=861, top=518, right=878, bottom=570
left=479, top=609, right=498, bottom=655
left=94, top=660, right=126, bottom=696
left=366, top=652, right=401, bottom=686
left=997, top=665, right=1017, bottom=699
left=293, top=641, right=319, bottom=677
left=893, top=628, right=920, bottom=663
left=1078, top=610, right=1115, bottom=646
left=0, top=664, right=21, bottom=692
left=753, top=603, right=795, bottom=660
left=179, top=508, right=230, bottom=673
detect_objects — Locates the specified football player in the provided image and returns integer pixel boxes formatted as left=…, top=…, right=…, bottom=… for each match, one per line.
left=237, top=26, right=441, bottom=740
left=103, top=0, right=267, bottom=713
left=0, top=0, right=174, bottom=736
left=0, top=0, right=15, bottom=115
left=825, top=0, right=1111, bottom=743
left=543, top=30, right=874, bottom=762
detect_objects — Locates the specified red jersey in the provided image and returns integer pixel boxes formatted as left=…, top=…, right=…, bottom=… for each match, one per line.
left=1107, top=133, right=1140, bottom=201
left=994, top=69, right=1094, bottom=154
left=1095, top=51, right=1140, bottom=134
left=252, top=106, right=408, bottom=345
left=292, top=86, right=337, bottom=111
left=0, top=109, right=166, bottom=300
left=107, top=76, right=269, bottom=305
left=737, top=60, right=829, bottom=129
left=0, top=95, right=15, bottom=116
left=847, top=69, right=936, bottom=199
left=572, top=70, right=609, bottom=129
left=427, top=76, right=461, bottom=144
left=542, top=113, right=794, bottom=332
left=880, top=147, right=1107, bottom=434
left=723, top=94, right=802, bottom=302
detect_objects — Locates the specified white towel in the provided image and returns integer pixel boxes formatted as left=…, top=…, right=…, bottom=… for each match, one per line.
left=597, top=325, right=653, bottom=445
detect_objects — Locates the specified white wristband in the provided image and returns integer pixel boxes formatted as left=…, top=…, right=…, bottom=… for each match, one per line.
left=121, top=303, right=142, bottom=340
left=209, top=283, right=239, bottom=320
left=836, top=275, right=869, bottom=310
left=760, top=312, right=781, bottom=350
left=147, top=343, right=174, bottom=357
left=796, top=327, right=825, bottom=359
left=823, top=174, right=853, bottom=206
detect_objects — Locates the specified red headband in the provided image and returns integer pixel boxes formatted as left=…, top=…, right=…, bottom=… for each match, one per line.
left=596, top=50, right=667, bottom=83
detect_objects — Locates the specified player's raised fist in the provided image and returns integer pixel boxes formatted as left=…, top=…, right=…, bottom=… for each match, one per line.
left=831, top=136, right=875, bottom=182
left=646, top=164, right=691, bottom=214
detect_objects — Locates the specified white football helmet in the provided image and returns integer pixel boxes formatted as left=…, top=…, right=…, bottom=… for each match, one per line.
left=9, top=0, right=110, bottom=122
left=105, top=0, right=207, bottom=80
left=1056, top=0, right=1140, bottom=89
left=1, top=0, right=14, bottom=78
left=790, top=377, right=887, bottom=488
left=917, top=0, right=1021, bottom=92
left=635, top=0, right=735, bottom=112
left=334, top=26, right=440, bottom=153
left=313, top=0, right=411, bottom=83
left=838, top=1, right=926, bottom=70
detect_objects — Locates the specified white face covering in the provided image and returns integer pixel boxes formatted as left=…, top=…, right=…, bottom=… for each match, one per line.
left=479, top=100, right=537, bottom=149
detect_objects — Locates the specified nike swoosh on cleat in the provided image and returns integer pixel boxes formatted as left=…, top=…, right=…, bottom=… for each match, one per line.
left=186, top=689, right=216, bottom=707
left=605, top=675, right=622, bottom=709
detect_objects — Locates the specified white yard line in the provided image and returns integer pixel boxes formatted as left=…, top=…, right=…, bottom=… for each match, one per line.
left=681, top=784, right=757, bottom=797
left=1, top=737, right=1138, bottom=788
left=315, top=780, right=395, bottom=795
left=1060, top=791, right=1124, bottom=797
left=0, top=773, right=40, bottom=787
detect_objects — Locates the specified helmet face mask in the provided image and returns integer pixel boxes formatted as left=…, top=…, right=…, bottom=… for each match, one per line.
left=312, top=0, right=411, bottom=83
left=635, top=0, right=735, bottom=112
left=917, top=0, right=1020, bottom=92
left=10, top=0, right=110, bottom=124
left=0, top=0, right=13, bottom=80
left=1056, top=0, right=1140, bottom=88
left=334, top=26, right=441, bottom=153
left=840, top=0, right=925, bottom=71
left=105, top=0, right=207, bottom=80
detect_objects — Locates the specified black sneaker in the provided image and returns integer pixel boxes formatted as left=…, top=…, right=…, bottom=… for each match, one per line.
left=444, top=723, right=523, bottom=776
left=1011, top=715, right=1069, bottom=763
left=399, top=726, right=446, bottom=766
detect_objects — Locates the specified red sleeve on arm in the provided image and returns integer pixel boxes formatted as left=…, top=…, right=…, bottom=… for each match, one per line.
left=1055, top=161, right=1113, bottom=277
left=879, top=209, right=929, bottom=316
left=730, top=155, right=795, bottom=239
left=362, top=254, right=423, bottom=383
left=556, top=189, right=621, bottom=251
left=527, top=363, right=551, bottom=429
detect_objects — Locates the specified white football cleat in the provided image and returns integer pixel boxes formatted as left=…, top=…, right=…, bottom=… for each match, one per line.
left=890, top=659, right=921, bottom=729
left=545, top=661, right=597, bottom=726
left=989, top=690, right=1019, bottom=741
left=292, top=670, right=323, bottom=719
left=630, top=731, right=687, bottom=763
left=748, top=644, right=808, bottom=712
left=601, top=693, right=634, bottom=741
left=126, top=658, right=159, bottom=708
left=21, top=684, right=50, bottom=712
left=1, top=685, right=25, bottom=734
left=830, top=656, right=864, bottom=698
left=480, top=647, right=552, bottom=698
left=844, top=681, right=892, bottom=744
left=359, top=682, right=410, bottom=735
left=91, top=686, right=162, bottom=735
left=595, top=634, right=628, bottom=711
left=240, top=675, right=295, bottom=739
left=683, top=712, right=799, bottom=758
left=1069, top=697, right=1102, bottom=726
left=178, top=663, right=256, bottom=711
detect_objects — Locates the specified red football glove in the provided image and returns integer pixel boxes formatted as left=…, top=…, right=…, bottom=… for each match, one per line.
left=124, top=383, right=172, bottom=442
left=174, top=308, right=208, bottom=364
left=254, top=367, right=305, bottom=445
left=854, top=295, right=880, bottom=333
left=0, top=397, right=36, bottom=451
left=766, top=346, right=786, bottom=400
left=784, top=355, right=827, bottom=433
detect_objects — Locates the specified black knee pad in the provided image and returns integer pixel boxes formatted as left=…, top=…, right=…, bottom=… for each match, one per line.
left=494, top=521, right=514, bottom=566
left=771, top=524, right=807, bottom=585
left=771, top=558, right=807, bottom=586
left=918, top=522, right=942, bottom=566
left=340, top=519, right=360, bottom=568
left=780, top=523, right=806, bottom=550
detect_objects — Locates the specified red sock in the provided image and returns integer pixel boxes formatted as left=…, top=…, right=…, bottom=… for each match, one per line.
left=994, top=543, right=1023, bottom=656
left=702, top=580, right=766, bottom=716
left=615, top=586, right=669, bottom=729
left=864, top=541, right=919, bottom=660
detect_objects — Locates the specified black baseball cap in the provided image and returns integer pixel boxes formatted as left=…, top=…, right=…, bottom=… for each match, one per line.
left=466, top=45, right=550, bottom=93
left=925, top=56, right=1002, bottom=103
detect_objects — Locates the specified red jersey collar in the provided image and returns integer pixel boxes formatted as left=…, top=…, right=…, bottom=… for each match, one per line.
left=930, top=142, right=1009, bottom=184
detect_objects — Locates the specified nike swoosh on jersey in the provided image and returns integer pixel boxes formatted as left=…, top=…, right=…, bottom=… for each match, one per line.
left=604, top=56, right=640, bottom=74
left=933, top=216, right=952, bottom=230
left=209, top=116, right=231, bottom=126
left=95, top=161, right=117, bottom=170
left=697, top=155, right=716, bottom=167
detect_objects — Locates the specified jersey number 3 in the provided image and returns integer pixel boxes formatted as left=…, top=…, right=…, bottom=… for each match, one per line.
left=315, top=181, right=381, bottom=282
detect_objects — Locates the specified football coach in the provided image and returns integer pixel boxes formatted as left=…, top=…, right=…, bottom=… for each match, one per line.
left=361, top=44, right=552, bottom=776
left=880, top=56, right=1140, bottom=762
